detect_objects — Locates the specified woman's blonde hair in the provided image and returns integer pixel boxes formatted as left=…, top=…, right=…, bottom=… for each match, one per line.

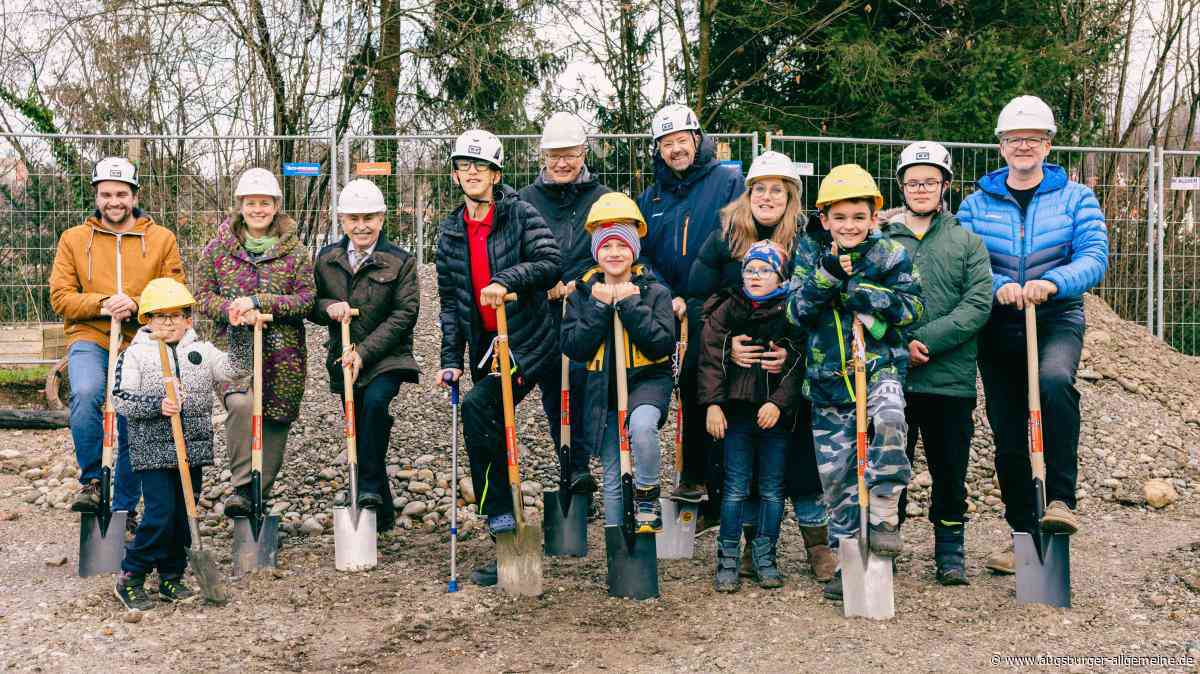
left=719, top=178, right=802, bottom=259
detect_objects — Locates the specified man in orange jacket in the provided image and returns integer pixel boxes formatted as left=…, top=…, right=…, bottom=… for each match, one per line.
left=49, top=157, right=186, bottom=518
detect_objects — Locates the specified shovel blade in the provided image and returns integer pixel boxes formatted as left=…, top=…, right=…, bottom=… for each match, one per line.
left=497, top=524, right=543, bottom=597
left=839, top=537, right=895, bottom=620
left=604, top=525, right=659, bottom=599
left=187, top=547, right=229, bottom=605
left=655, top=498, right=697, bottom=559
left=231, top=515, right=280, bottom=577
left=333, top=506, right=378, bottom=571
left=1013, top=531, right=1071, bottom=608
left=78, top=511, right=127, bottom=577
left=543, top=490, right=588, bottom=557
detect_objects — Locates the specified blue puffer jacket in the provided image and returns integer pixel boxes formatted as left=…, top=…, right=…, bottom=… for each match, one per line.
left=636, top=135, right=745, bottom=298
left=957, top=163, right=1108, bottom=326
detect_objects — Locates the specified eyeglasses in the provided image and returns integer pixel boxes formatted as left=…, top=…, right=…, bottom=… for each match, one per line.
left=149, top=313, right=188, bottom=323
left=544, top=150, right=584, bottom=165
left=453, top=159, right=495, bottom=172
left=741, top=267, right=777, bottom=279
left=750, top=184, right=787, bottom=199
left=902, top=179, right=944, bottom=193
left=1000, top=136, right=1049, bottom=148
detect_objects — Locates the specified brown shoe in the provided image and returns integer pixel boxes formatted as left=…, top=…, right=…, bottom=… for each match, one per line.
left=71, top=481, right=101, bottom=513
left=985, top=541, right=1015, bottom=575
left=800, top=525, right=837, bottom=582
left=1040, top=500, right=1079, bottom=535
left=669, top=482, right=707, bottom=504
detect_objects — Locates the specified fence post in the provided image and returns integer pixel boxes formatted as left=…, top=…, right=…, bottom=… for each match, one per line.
left=751, top=132, right=759, bottom=159
left=1156, top=146, right=1166, bottom=339
left=1147, top=145, right=1156, bottom=334
left=329, top=131, right=339, bottom=246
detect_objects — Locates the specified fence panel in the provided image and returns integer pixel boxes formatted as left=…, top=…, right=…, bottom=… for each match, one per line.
left=1160, top=150, right=1200, bottom=352
left=340, top=133, right=758, bottom=264
left=766, top=135, right=1154, bottom=334
left=0, top=133, right=336, bottom=326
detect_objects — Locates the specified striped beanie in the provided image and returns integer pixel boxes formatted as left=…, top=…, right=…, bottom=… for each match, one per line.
left=742, top=240, right=785, bottom=277
left=591, top=223, right=642, bottom=261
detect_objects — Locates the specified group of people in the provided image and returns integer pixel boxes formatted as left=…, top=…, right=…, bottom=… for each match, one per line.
left=48, top=91, right=1107, bottom=610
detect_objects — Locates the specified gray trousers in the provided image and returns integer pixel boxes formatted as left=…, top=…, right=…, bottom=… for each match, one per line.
left=224, top=392, right=292, bottom=498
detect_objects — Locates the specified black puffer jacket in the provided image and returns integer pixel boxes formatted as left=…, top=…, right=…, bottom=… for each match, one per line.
left=518, top=168, right=612, bottom=285
left=436, top=184, right=562, bottom=377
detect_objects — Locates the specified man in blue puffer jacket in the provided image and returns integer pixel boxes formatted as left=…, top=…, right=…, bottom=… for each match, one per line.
left=958, top=95, right=1108, bottom=575
left=637, top=103, right=744, bottom=509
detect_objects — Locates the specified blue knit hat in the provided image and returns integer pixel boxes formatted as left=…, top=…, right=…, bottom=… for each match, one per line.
left=591, top=223, right=642, bottom=261
left=742, top=240, right=785, bottom=277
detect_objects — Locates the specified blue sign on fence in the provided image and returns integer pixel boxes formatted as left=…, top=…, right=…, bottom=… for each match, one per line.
left=720, top=160, right=743, bottom=172
left=282, top=162, right=321, bottom=177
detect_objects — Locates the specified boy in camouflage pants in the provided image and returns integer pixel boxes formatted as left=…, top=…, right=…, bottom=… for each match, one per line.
left=786, top=165, right=923, bottom=601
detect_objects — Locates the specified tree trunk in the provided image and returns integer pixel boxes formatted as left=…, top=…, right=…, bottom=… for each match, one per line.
left=0, top=409, right=69, bottom=430
left=694, top=0, right=716, bottom=119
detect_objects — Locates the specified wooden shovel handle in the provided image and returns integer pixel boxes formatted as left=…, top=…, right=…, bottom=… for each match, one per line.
left=101, top=317, right=121, bottom=470
left=155, top=338, right=199, bottom=520
left=340, top=308, right=360, bottom=466
left=560, top=302, right=570, bottom=447
left=495, top=303, right=520, bottom=478
left=251, top=313, right=275, bottom=474
left=614, top=313, right=631, bottom=476
left=674, top=315, right=687, bottom=473
left=852, top=319, right=868, bottom=502
left=1025, top=304, right=1046, bottom=484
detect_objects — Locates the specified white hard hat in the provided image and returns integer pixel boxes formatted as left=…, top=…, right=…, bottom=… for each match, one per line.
left=650, top=103, right=700, bottom=141
left=91, top=157, right=139, bottom=188
left=540, top=112, right=588, bottom=150
left=995, top=95, right=1056, bottom=138
left=896, top=142, right=954, bottom=181
left=337, top=179, right=386, bottom=214
left=234, top=167, right=283, bottom=199
left=451, top=129, right=504, bottom=170
left=745, top=151, right=801, bottom=188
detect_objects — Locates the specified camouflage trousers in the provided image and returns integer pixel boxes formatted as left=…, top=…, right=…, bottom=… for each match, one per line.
left=811, top=378, right=912, bottom=548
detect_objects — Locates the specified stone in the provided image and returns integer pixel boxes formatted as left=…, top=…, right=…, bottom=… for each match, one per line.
left=0, top=449, right=21, bottom=460
left=408, top=481, right=433, bottom=494
left=1148, top=594, right=1167, bottom=607
left=122, top=611, right=144, bottom=623
left=1078, top=369, right=1102, bottom=382
left=45, top=556, right=68, bottom=567
left=396, top=470, right=416, bottom=481
left=414, top=454, right=435, bottom=467
left=914, top=471, right=932, bottom=488
left=1143, top=479, right=1178, bottom=509
left=401, top=501, right=428, bottom=517
left=21, top=467, right=43, bottom=480
left=521, top=481, right=543, bottom=496
left=300, top=518, right=324, bottom=535
left=459, top=478, right=476, bottom=504
left=317, top=468, right=338, bottom=481
left=416, top=468, right=435, bottom=483
left=0, top=511, right=18, bottom=521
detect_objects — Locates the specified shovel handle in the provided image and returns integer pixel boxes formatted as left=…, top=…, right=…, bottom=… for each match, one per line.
left=851, top=320, right=869, bottom=513
left=156, top=339, right=200, bottom=523
left=251, top=314, right=274, bottom=472
left=674, top=315, right=687, bottom=477
left=495, top=302, right=524, bottom=525
left=560, top=301, right=570, bottom=449
left=101, top=317, right=121, bottom=471
left=1025, top=304, right=1047, bottom=487
left=614, top=313, right=632, bottom=476
left=340, top=308, right=360, bottom=467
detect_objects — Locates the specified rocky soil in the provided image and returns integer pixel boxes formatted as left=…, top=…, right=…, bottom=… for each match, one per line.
left=0, top=266, right=1197, bottom=672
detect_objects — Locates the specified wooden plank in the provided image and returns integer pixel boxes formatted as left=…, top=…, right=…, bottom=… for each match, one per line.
left=0, top=327, right=42, bottom=342
left=0, top=342, right=42, bottom=357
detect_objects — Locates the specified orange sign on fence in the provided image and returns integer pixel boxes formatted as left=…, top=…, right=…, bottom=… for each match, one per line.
left=355, top=162, right=392, bottom=176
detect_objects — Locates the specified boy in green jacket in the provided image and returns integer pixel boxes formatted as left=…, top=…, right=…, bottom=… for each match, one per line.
left=882, top=142, right=992, bottom=586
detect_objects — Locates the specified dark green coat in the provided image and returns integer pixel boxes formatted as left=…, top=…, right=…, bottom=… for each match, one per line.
left=882, top=211, right=992, bottom=399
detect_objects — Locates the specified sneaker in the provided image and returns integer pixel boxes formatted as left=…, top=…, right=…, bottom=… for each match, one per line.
left=985, top=541, right=1015, bottom=575
left=634, top=486, right=662, bottom=533
left=669, top=482, right=707, bottom=504
left=868, top=521, right=903, bottom=557
left=470, top=560, right=498, bottom=587
left=822, top=570, right=843, bottom=601
left=569, top=470, right=597, bottom=494
left=158, top=576, right=195, bottom=602
left=487, top=512, right=517, bottom=536
left=71, top=481, right=100, bottom=514
left=114, top=572, right=155, bottom=611
left=357, top=492, right=383, bottom=509
left=1040, top=500, right=1079, bottom=535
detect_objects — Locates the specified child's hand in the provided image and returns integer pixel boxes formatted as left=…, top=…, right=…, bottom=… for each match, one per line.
left=705, top=405, right=727, bottom=439
left=757, top=402, right=780, bottom=429
left=820, top=242, right=851, bottom=281
left=834, top=242, right=852, bottom=276
left=591, top=283, right=615, bottom=304
left=161, top=379, right=182, bottom=416
left=612, top=282, right=640, bottom=302
left=908, top=339, right=930, bottom=366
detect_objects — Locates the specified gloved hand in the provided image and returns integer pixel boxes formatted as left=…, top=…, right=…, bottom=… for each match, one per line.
left=820, top=253, right=851, bottom=281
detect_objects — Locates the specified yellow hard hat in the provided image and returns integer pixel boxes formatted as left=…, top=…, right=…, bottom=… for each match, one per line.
left=138, top=278, right=196, bottom=324
left=814, top=164, right=884, bottom=210
left=584, top=192, right=648, bottom=236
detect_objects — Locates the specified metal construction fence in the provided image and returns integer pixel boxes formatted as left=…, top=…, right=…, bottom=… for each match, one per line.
left=3, top=130, right=1200, bottom=355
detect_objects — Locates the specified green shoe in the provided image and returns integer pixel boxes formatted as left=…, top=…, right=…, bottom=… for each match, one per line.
left=114, top=572, right=155, bottom=611
left=159, top=576, right=196, bottom=602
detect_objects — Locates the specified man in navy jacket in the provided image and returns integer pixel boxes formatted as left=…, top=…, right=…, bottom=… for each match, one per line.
left=637, top=104, right=743, bottom=509
left=958, top=95, right=1108, bottom=575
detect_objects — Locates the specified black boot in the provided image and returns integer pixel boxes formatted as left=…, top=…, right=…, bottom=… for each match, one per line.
left=114, top=572, right=155, bottom=611
left=934, top=523, right=969, bottom=586
left=749, top=536, right=784, bottom=589
left=822, top=569, right=843, bottom=601
left=470, top=559, right=498, bottom=587
left=223, top=485, right=253, bottom=518
left=739, top=526, right=757, bottom=578
left=714, top=539, right=741, bottom=593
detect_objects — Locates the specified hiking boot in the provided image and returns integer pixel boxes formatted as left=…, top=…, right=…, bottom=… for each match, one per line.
left=822, top=569, right=843, bottom=601
left=1040, top=500, right=1079, bottom=535
left=739, top=526, right=757, bottom=578
left=71, top=481, right=100, bottom=513
left=669, top=482, right=707, bottom=504
left=933, top=523, right=969, bottom=586
left=749, top=536, right=785, bottom=589
left=487, top=512, right=517, bottom=536
left=223, top=487, right=252, bottom=518
left=569, top=470, right=597, bottom=494
left=714, top=539, right=741, bottom=593
left=985, top=541, right=1015, bottom=575
left=114, top=572, right=155, bottom=611
left=158, top=576, right=196, bottom=602
left=800, top=524, right=837, bottom=582
left=470, top=559, right=498, bottom=587
left=357, top=492, right=383, bottom=509
left=123, top=511, right=139, bottom=534
left=634, top=486, right=663, bottom=533
left=868, top=521, right=903, bottom=557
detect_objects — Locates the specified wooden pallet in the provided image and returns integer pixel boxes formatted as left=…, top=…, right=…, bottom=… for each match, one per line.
left=0, top=324, right=66, bottom=364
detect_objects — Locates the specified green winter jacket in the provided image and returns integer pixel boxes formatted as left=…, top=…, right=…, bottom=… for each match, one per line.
left=882, top=211, right=992, bottom=399
left=787, top=218, right=924, bottom=407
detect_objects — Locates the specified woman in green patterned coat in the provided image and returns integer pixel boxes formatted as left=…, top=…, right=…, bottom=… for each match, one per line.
left=195, top=168, right=315, bottom=515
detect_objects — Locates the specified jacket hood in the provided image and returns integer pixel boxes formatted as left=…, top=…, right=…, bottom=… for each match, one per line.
left=977, top=162, right=1068, bottom=198
left=652, top=134, right=720, bottom=194
left=131, top=324, right=198, bottom=350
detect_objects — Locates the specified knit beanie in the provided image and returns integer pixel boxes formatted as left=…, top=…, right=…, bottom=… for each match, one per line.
left=742, top=240, right=785, bottom=277
left=591, top=223, right=642, bottom=261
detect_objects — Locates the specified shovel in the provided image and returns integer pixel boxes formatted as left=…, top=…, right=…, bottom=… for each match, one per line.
left=156, top=338, right=228, bottom=604
left=232, top=313, right=280, bottom=576
left=657, top=314, right=697, bottom=560
left=494, top=293, right=543, bottom=596
left=333, top=308, right=377, bottom=572
left=1013, top=304, right=1071, bottom=607
left=78, top=316, right=128, bottom=577
left=605, top=311, right=659, bottom=599
left=840, top=318, right=894, bottom=620
left=544, top=302, right=588, bottom=557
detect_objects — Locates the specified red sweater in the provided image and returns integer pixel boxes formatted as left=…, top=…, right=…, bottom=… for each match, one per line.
left=464, top=204, right=497, bottom=332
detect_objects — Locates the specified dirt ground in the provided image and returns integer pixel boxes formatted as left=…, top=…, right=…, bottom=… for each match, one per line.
left=1, top=429, right=1198, bottom=674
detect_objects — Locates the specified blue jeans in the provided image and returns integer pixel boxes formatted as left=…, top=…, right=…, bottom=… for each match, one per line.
left=598, top=405, right=662, bottom=526
left=719, top=406, right=788, bottom=543
left=68, top=341, right=141, bottom=512
left=122, top=466, right=200, bottom=577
